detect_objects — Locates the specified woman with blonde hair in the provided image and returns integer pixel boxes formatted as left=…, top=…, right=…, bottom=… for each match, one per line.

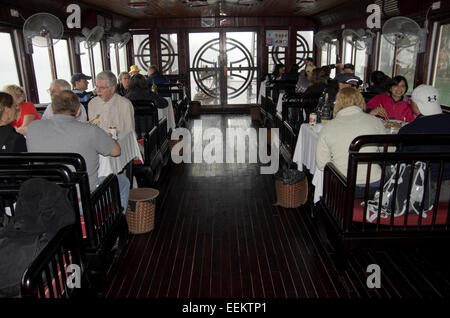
left=316, top=87, right=386, bottom=196
left=117, top=71, right=131, bottom=96
left=3, top=84, right=40, bottom=135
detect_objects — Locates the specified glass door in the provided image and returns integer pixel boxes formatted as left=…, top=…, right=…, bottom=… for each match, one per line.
left=189, top=31, right=257, bottom=107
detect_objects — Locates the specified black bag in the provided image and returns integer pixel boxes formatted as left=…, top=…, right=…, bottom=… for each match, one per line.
left=0, top=178, right=75, bottom=297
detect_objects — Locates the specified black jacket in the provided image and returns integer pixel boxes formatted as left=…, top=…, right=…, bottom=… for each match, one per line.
left=0, top=125, right=27, bottom=153
left=126, top=89, right=169, bottom=109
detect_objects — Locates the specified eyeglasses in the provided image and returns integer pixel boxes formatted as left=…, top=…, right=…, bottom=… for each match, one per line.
left=95, top=86, right=110, bottom=91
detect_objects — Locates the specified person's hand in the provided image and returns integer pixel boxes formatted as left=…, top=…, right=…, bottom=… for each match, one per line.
left=370, top=105, right=388, bottom=120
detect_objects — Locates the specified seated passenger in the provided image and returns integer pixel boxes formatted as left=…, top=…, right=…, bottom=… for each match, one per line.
left=366, top=75, right=418, bottom=122
left=399, top=84, right=450, bottom=182
left=367, top=71, right=390, bottom=95
left=42, top=79, right=87, bottom=121
left=304, top=68, right=328, bottom=97
left=129, top=65, right=142, bottom=76
left=88, top=71, right=135, bottom=133
left=295, top=70, right=309, bottom=93
left=126, top=74, right=168, bottom=109
left=271, top=63, right=285, bottom=81
left=343, top=63, right=355, bottom=74
left=116, top=72, right=131, bottom=97
left=0, top=92, right=27, bottom=152
left=281, top=64, right=300, bottom=82
left=26, top=90, right=130, bottom=212
left=316, top=87, right=386, bottom=196
left=147, top=65, right=170, bottom=97
left=3, top=84, right=40, bottom=136
left=71, top=73, right=94, bottom=108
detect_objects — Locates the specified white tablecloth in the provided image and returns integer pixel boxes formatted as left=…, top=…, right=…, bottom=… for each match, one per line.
left=276, top=91, right=285, bottom=118
left=293, top=124, right=324, bottom=203
left=98, top=130, right=143, bottom=177
left=258, top=80, right=267, bottom=105
left=158, top=97, right=176, bottom=133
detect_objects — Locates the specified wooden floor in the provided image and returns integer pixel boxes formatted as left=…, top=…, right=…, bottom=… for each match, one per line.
left=99, top=114, right=450, bottom=299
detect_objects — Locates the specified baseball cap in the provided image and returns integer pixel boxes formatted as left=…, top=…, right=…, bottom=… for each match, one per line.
left=343, top=63, right=355, bottom=71
left=337, top=73, right=362, bottom=86
left=411, top=84, right=442, bottom=116
left=71, top=73, right=92, bottom=84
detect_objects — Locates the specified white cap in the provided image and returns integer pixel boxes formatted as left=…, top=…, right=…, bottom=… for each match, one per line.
left=411, top=84, right=442, bottom=116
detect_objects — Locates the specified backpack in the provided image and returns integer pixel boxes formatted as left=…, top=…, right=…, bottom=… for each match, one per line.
left=366, top=162, right=434, bottom=222
left=0, top=178, right=75, bottom=297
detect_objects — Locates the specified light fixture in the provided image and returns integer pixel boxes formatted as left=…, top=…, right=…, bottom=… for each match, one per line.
left=127, top=0, right=149, bottom=9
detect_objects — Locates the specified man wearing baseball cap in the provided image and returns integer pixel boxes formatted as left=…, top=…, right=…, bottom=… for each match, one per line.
left=399, top=84, right=450, bottom=182
left=71, top=73, right=94, bottom=109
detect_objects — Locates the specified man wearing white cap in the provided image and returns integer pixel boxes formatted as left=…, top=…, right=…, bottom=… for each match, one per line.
left=399, top=84, right=450, bottom=182
left=399, top=84, right=448, bottom=134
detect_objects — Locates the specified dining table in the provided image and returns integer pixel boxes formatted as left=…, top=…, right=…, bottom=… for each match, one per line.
left=158, top=97, right=176, bottom=133
left=98, top=130, right=143, bottom=179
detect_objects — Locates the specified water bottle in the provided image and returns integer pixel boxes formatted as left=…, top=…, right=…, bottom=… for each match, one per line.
left=152, top=82, right=157, bottom=94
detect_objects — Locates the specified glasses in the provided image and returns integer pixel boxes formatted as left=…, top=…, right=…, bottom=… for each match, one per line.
left=95, top=86, right=111, bottom=91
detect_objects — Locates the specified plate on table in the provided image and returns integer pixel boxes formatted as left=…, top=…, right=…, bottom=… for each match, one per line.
left=384, top=120, right=405, bottom=130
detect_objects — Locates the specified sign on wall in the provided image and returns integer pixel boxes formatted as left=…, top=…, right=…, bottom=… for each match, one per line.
left=266, top=30, right=288, bottom=47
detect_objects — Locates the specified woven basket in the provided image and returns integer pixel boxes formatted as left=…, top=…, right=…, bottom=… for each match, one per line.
left=275, top=178, right=308, bottom=208
left=126, top=188, right=159, bottom=234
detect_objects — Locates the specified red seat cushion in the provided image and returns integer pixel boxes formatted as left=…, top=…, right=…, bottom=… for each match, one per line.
left=134, top=138, right=144, bottom=165
left=352, top=200, right=449, bottom=226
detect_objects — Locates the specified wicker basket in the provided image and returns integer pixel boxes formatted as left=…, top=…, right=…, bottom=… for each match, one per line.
left=275, top=178, right=308, bottom=208
left=126, top=188, right=159, bottom=234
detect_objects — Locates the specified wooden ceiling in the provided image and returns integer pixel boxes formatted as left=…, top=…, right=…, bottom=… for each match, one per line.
left=80, top=0, right=354, bottom=19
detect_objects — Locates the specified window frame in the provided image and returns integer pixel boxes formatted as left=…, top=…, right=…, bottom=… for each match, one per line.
left=429, top=19, right=450, bottom=110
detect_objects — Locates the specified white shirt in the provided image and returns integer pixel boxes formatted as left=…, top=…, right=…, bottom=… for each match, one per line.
left=88, top=93, right=135, bottom=133
left=41, top=103, right=87, bottom=122
left=316, top=106, right=387, bottom=184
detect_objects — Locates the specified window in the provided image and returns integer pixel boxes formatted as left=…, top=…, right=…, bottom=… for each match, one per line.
left=30, top=39, right=73, bottom=103
left=160, top=33, right=179, bottom=75
left=296, top=31, right=314, bottom=70
left=343, top=37, right=367, bottom=81
left=133, top=34, right=150, bottom=75
left=432, top=23, right=450, bottom=107
left=109, top=44, right=118, bottom=77
left=80, top=41, right=93, bottom=90
left=53, top=40, right=72, bottom=85
left=79, top=41, right=104, bottom=90
left=378, top=35, right=417, bottom=93
left=320, top=42, right=338, bottom=78
left=268, top=46, right=286, bottom=75
left=119, top=46, right=127, bottom=73
left=0, top=32, right=20, bottom=90
left=31, top=46, right=53, bottom=103
left=110, top=44, right=128, bottom=76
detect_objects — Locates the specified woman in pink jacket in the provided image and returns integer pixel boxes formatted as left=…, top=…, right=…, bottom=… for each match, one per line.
left=366, top=75, right=419, bottom=122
